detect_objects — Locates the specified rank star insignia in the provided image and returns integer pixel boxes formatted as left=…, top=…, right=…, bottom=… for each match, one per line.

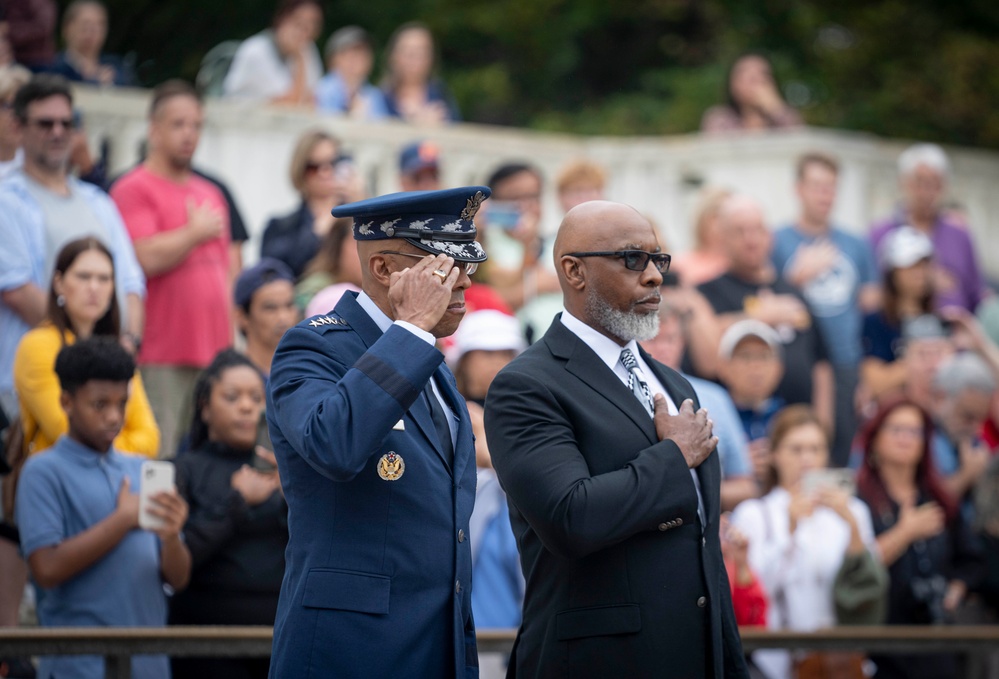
left=460, top=191, right=485, bottom=221
left=308, top=316, right=347, bottom=328
left=377, top=452, right=405, bottom=481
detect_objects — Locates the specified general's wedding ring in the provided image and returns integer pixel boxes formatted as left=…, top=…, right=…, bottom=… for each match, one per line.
left=432, top=269, right=448, bottom=282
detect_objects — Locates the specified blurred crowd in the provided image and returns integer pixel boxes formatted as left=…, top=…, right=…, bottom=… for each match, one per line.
left=1, top=2, right=999, bottom=679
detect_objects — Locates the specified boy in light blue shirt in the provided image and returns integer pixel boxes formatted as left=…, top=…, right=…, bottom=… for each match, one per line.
left=17, top=338, right=190, bottom=679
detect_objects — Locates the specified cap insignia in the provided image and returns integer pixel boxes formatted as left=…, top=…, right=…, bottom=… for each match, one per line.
left=460, top=191, right=485, bottom=221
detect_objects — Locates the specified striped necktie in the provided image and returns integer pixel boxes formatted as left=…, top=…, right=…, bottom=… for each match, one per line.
left=620, top=348, right=654, bottom=417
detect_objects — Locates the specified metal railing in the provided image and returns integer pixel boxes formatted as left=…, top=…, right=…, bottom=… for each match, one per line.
left=1, top=626, right=998, bottom=679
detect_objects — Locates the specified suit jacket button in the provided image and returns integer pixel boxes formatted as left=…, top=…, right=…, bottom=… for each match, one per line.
left=675, top=518, right=683, bottom=527
left=697, top=596, right=707, bottom=608
left=458, top=529, right=466, bottom=543
left=455, top=579, right=462, bottom=594
left=658, top=522, right=668, bottom=531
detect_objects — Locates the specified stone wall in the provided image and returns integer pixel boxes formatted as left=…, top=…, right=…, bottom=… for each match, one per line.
left=75, top=86, right=999, bottom=277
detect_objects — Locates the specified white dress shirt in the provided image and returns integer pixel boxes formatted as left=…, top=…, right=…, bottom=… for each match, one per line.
left=731, top=487, right=878, bottom=679
left=356, top=292, right=457, bottom=448
left=560, top=311, right=706, bottom=527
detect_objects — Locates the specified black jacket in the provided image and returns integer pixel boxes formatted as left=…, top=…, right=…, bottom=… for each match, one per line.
left=173, top=441, right=288, bottom=598
left=260, top=202, right=319, bottom=279
left=485, top=318, right=749, bottom=679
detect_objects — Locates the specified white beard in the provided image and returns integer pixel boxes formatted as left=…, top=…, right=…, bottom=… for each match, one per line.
left=584, top=290, right=661, bottom=342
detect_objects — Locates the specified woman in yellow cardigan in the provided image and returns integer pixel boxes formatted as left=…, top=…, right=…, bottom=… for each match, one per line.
left=14, top=237, right=159, bottom=457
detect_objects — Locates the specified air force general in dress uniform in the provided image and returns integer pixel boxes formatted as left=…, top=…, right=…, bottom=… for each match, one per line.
left=266, top=187, right=489, bottom=678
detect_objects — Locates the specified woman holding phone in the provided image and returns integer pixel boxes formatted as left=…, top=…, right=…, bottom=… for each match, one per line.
left=732, top=405, right=883, bottom=678
left=170, top=349, right=287, bottom=679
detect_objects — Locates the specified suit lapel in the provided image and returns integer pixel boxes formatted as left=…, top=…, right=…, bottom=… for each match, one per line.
left=545, top=320, right=658, bottom=444
left=641, top=348, right=720, bottom=524
left=335, top=293, right=452, bottom=475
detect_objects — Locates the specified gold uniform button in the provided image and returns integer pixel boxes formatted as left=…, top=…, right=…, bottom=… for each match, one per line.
left=457, top=529, right=466, bottom=543
left=675, top=518, right=683, bottom=527
left=697, top=596, right=707, bottom=608
left=455, top=580, right=462, bottom=594
left=658, top=523, right=669, bottom=532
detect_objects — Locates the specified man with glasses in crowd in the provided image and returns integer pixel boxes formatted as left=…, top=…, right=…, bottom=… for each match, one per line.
left=485, top=200, right=749, bottom=678
left=0, top=74, right=145, bottom=419
left=266, top=187, right=488, bottom=678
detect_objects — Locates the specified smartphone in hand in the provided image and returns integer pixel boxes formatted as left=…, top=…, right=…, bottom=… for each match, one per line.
left=801, top=468, right=856, bottom=497
left=138, top=461, right=175, bottom=530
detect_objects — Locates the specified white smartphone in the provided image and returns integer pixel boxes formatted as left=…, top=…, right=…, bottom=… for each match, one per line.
left=138, top=461, right=175, bottom=530
left=801, top=468, right=856, bottom=497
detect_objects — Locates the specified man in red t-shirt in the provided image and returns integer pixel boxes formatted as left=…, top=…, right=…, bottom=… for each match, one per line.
left=111, top=80, right=231, bottom=457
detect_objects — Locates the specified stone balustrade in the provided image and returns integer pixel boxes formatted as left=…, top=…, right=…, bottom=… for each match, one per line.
left=74, top=86, right=999, bottom=277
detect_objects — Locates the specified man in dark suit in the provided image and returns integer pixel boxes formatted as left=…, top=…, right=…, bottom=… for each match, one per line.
left=266, top=187, right=489, bottom=678
left=485, top=201, right=749, bottom=678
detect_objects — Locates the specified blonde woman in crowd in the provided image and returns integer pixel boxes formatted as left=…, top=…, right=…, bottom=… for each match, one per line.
left=671, top=186, right=732, bottom=287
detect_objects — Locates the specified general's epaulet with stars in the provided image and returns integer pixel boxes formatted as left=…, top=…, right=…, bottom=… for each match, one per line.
left=304, top=315, right=350, bottom=331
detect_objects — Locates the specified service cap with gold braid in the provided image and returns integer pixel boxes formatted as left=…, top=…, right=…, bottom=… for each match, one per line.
left=332, top=186, right=490, bottom=263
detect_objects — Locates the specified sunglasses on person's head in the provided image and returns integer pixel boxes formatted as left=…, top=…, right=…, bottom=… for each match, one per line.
left=563, top=250, right=671, bottom=273
left=27, top=117, right=76, bottom=131
left=378, top=250, right=479, bottom=275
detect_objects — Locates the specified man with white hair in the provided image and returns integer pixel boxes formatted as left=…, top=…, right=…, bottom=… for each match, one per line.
left=932, top=347, right=999, bottom=497
left=931, top=352, right=996, bottom=526
left=871, top=143, right=989, bottom=312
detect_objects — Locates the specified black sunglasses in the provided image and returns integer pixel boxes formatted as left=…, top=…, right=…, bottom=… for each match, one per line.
left=27, top=117, right=76, bottom=132
left=563, top=250, right=671, bottom=273
left=305, top=155, right=350, bottom=173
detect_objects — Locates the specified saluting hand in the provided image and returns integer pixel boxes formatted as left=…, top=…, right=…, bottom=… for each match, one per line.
left=655, top=398, right=717, bottom=469
left=388, top=253, right=461, bottom=333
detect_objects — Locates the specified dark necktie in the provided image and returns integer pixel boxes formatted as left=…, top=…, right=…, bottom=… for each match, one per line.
left=620, top=348, right=655, bottom=417
left=424, top=378, right=454, bottom=462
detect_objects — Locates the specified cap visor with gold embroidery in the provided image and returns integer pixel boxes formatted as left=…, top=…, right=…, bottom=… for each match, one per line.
left=332, top=186, right=490, bottom=263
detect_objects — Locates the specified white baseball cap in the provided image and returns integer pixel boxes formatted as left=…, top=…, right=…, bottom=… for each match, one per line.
left=446, top=310, right=527, bottom=367
left=718, top=319, right=784, bottom=359
left=880, top=225, right=933, bottom=269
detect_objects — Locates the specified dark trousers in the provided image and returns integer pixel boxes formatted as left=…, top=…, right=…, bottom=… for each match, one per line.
left=831, top=364, right=859, bottom=468
left=169, top=589, right=279, bottom=679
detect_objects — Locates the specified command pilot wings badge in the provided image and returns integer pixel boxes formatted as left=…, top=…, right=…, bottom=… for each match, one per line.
left=377, top=452, right=405, bottom=481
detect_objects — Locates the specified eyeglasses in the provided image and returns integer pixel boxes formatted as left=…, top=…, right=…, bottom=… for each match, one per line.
left=563, top=250, right=671, bottom=273
left=27, top=117, right=76, bottom=132
left=883, top=424, right=924, bottom=439
left=378, top=251, right=479, bottom=276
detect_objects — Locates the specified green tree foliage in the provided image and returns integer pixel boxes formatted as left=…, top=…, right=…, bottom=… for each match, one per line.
left=89, top=0, right=999, bottom=147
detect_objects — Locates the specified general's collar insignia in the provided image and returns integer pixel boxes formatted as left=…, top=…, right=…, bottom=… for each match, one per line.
left=377, top=452, right=405, bottom=481
left=308, top=315, right=349, bottom=328
left=460, top=191, right=485, bottom=221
